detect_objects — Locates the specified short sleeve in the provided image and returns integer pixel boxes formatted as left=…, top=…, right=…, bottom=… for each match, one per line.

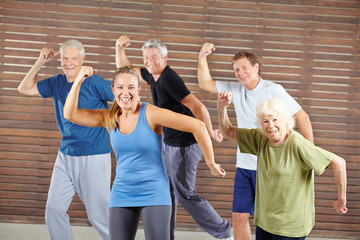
left=90, top=75, right=114, bottom=101
left=237, top=128, right=263, bottom=156
left=216, top=81, right=237, bottom=103
left=141, top=68, right=151, bottom=84
left=37, top=76, right=57, bottom=98
left=216, top=81, right=231, bottom=93
left=297, top=139, right=335, bottom=175
left=273, top=84, right=301, bottom=116
left=290, top=131, right=334, bottom=175
left=161, top=72, right=190, bottom=102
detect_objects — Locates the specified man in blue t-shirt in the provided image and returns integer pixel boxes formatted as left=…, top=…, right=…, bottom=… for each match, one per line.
left=18, top=40, right=114, bottom=240
left=115, top=36, right=233, bottom=240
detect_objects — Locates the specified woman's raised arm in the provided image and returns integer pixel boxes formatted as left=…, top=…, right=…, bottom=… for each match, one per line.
left=64, top=66, right=109, bottom=131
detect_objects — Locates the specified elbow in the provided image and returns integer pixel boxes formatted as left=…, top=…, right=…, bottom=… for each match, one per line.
left=64, top=113, right=75, bottom=123
left=222, top=128, right=234, bottom=140
left=198, top=120, right=207, bottom=132
left=18, top=84, right=36, bottom=96
left=329, top=156, right=346, bottom=170
left=297, top=109, right=311, bottom=125
left=17, top=85, right=25, bottom=95
left=198, top=81, right=206, bottom=90
left=219, top=125, right=236, bottom=141
left=303, top=111, right=311, bottom=123
left=64, top=110, right=81, bottom=125
left=339, top=157, right=346, bottom=170
left=221, top=128, right=231, bottom=139
left=337, top=157, right=346, bottom=173
left=63, top=111, right=71, bottom=121
left=198, top=80, right=212, bottom=92
left=63, top=108, right=73, bottom=122
left=194, top=119, right=207, bottom=136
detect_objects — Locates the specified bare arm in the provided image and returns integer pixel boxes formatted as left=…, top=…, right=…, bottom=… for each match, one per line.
left=115, top=35, right=146, bottom=84
left=217, top=91, right=237, bottom=142
left=18, top=48, right=59, bottom=96
left=181, top=93, right=223, bottom=143
left=115, top=35, right=133, bottom=68
left=197, top=42, right=218, bottom=93
left=64, top=66, right=109, bottom=131
left=328, top=155, right=347, bottom=215
left=146, top=104, right=225, bottom=177
left=295, top=108, right=314, bottom=143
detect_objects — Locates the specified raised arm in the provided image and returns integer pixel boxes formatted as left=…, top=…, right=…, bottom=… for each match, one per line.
left=295, top=108, right=314, bottom=143
left=328, top=155, right=347, bottom=215
left=115, top=35, right=144, bottom=81
left=64, top=66, right=109, bottom=131
left=18, top=48, right=59, bottom=96
left=181, top=93, right=223, bottom=143
left=197, top=42, right=218, bottom=93
left=217, top=91, right=237, bottom=142
left=115, top=35, right=133, bottom=68
left=146, top=104, right=225, bottom=177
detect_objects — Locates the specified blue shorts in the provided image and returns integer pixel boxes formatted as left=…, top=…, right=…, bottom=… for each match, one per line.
left=232, top=168, right=256, bottom=214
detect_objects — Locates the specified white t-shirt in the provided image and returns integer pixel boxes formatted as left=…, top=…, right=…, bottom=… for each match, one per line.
left=216, top=78, right=301, bottom=170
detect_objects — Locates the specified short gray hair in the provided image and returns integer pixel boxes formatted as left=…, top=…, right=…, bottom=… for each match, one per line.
left=141, top=38, right=168, bottom=58
left=256, top=98, right=295, bottom=131
left=60, top=39, right=85, bottom=57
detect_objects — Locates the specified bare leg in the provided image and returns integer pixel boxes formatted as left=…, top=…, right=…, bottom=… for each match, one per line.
left=233, top=212, right=251, bottom=240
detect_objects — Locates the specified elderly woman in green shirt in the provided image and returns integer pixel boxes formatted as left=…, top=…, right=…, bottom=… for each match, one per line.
left=217, top=91, right=347, bottom=240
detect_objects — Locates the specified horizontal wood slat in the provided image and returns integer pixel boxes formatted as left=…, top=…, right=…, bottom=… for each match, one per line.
left=1, top=0, right=359, bottom=239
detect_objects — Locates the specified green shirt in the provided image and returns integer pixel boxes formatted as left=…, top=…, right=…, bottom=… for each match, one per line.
left=237, top=128, right=334, bottom=237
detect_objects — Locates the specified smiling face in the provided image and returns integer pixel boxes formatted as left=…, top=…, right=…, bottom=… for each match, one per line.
left=232, top=57, right=260, bottom=90
left=261, top=114, right=288, bottom=146
left=112, top=73, right=140, bottom=110
left=142, top=47, right=167, bottom=76
left=61, top=47, right=84, bottom=82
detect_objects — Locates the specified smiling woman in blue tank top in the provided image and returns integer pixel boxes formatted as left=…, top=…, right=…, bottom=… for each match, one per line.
left=63, top=66, right=226, bottom=240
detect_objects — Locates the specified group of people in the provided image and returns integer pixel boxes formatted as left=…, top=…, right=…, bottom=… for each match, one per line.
left=17, top=36, right=347, bottom=240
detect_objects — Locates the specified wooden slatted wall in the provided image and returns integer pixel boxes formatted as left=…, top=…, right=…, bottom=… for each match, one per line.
left=0, top=0, right=359, bottom=239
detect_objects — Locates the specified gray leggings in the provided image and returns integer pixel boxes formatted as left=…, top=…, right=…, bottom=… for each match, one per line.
left=109, top=205, right=171, bottom=240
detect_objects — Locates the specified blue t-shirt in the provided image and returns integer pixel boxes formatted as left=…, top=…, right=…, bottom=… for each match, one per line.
left=37, top=74, right=114, bottom=156
left=109, top=103, right=171, bottom=207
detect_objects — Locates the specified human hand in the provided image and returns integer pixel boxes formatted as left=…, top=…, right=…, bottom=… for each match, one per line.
left=217, top=91, right=232, bottom=109
left=116, top=35, right=131, bottom=49
left=333, top=198, right=347, bottom=215
left=212, top=129, right=223, bottom=143
left=38, top=48, right=59, bottom=64
left=199, top=42, right=215, bottom=58
left=75, top=66, right=94, bottom=84
left=209, top=163, right=226, bottom=177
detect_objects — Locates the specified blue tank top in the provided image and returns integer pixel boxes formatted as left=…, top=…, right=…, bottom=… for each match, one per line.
left=109, top=102, right=171, bottom=207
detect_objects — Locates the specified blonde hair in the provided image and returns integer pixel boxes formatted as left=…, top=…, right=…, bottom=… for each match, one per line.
left=109, top=66, right=140, bottom=131
left=256, top=98, right=295, bottom=131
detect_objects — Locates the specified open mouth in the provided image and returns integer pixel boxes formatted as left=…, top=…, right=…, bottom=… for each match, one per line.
left=147, top=64, right=157, bottom=71
left=240, top=75, right=247, bottom=81
left=268, top=129, right=278, bottom=135
left=120, top=96, right=132, bottom=102
left=65, top=66, right=75, bottom=72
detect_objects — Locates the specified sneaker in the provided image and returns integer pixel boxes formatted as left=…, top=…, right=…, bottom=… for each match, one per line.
left=218, top=235, right=234, bottom=240
left=218, top=229, right=234, bottom=240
